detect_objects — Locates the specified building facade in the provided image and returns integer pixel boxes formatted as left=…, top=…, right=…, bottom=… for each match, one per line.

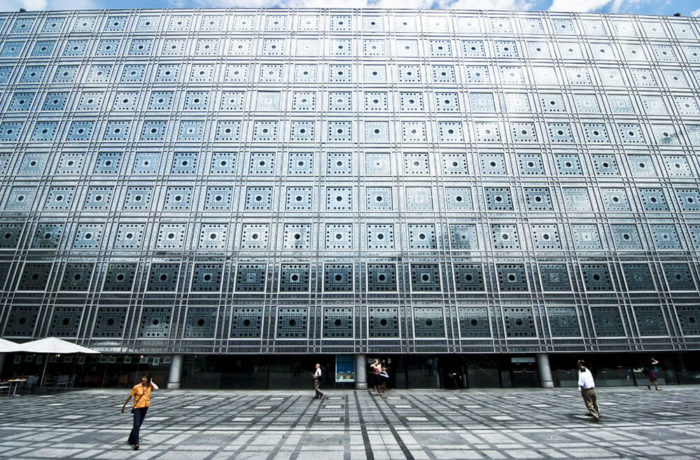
left=0, top=9, right=699, bottom=388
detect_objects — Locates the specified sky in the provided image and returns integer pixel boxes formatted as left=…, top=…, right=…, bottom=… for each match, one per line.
left=1, top=0, right=699, bottom=19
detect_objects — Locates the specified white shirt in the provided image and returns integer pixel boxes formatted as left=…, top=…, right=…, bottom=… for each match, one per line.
left=578, top=368, right=595, bottom=390
left=314, top=368, right=322, bottom=378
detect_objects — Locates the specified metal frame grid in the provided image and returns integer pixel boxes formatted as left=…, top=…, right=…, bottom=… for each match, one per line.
left=0, top=9, right=699, bottom=354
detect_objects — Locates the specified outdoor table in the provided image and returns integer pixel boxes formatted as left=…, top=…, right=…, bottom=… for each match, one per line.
left=7, top=379, right=27, bottom=396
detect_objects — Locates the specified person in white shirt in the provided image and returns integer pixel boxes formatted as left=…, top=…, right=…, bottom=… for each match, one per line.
left=312, top=363, right=324, bottom=400
left=577, top=360, right=600, bottom=421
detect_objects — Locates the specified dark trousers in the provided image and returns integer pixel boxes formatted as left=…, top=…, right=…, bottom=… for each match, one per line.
left=128, top=407, right=148, bottom=445
left=314, top=378, right=324, bottom=398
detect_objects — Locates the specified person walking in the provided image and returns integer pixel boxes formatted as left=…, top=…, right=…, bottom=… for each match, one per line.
left=646, top=358, right=661, bottom=390
left=121, top=375, right=159, bottom=450
left=577, top=360, right=600, bottom=422
left=312, top=363, right=324, bottom=400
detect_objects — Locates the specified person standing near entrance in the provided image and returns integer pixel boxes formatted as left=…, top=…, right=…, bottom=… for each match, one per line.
left=121, top=375, right=159, bottom=450
left=577, top=360, right=600, bottom=422
left=312, top=363, right=324, bottom=400
left=378, top=364, right=390, bottom=396
left=369, top=359, right=381, bottom=394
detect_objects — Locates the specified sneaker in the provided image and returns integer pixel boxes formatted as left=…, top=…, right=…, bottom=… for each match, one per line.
left=132, top=444, right=140, bottom=450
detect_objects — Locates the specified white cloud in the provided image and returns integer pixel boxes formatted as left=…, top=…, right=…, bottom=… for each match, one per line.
left=374, top=0, right=434, bottom=8
left=549, top=0, right=612, bottom=12
left=1, top=0, right=97, bottom=12
left=610, top=0, right=651, bottom=13
left=172, top=0, right=530, bottom=8
left=440, top=0, right=534, bottom=9
left=173, top=0, right=377, bottom=6
left=691, top=8, right=700, bottom=17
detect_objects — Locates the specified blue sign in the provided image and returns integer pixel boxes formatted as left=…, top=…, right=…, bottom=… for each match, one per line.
left=335, top=355, right=355, bottom=383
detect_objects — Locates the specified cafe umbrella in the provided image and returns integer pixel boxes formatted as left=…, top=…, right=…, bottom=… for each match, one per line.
left=0, top=337, right=17, bottom=353
left=9, top=337, right=100, bottom=386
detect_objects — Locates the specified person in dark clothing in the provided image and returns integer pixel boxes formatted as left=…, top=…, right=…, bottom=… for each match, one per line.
left=646, top=358, right=661, bottom=390
left=369, top=359, right=381, bottom=394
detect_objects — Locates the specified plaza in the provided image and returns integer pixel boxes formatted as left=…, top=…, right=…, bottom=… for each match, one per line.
left=1, top=386, right=700, bottom=459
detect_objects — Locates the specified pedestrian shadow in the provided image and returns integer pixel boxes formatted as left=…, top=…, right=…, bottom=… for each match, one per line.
left=567, top=413, right=604, bottom=423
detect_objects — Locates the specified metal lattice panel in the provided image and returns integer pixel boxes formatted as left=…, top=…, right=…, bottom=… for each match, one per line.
left=102, top=263, right=137, bottom=292
left=324, top=264, right=353, bottom=292
left=634, top=306, right=668, bottom=336
left=279, top=264, right=310, bottom=292
left=184, top=307, right=218, bottom=338
left=622, top=264, right=655, bottom=291
left=235, top=264, right=267, bottom=292
left=191, top=264, right=223, bottom=292
left=92, top=307, right=127, bottom=338
left=413, top=307, right=445, bottom=338
left=410, top=264, right=441, bottom=292
left=547, top=307, right=580, bottom=337
left=323, top=307, right=353, bottom=338
left=367, top=263, right=397, bottom=292
left=48, top=306, right=82, bottom=337
left=581, top=264, right=614, bottom=292
left=139, top=307, right=172, bottom=338
left=60, top=263, right=94, bottom=291
left=503, top=307, right=536, bottom=337
left=230, top=308, right=263, bottom=338
left=676, top=306, right=700, bottom=336
left=368, top=307, right=399, bottom=338
left=4, top=305, right=40, bottom=337
left=453, top=264, right=485, bottom=292
left=497, top=264, right=529, bottom=291
left=591, top=306, right=625, bottom=337
left=458, top=307, right=490, bottom=338
left=18, top=262, right=52, bottom=291
left=277, top=307, right=308, bottom=338
left=663, top=263, right=696, bottom=291
left=32, top=223, right=63, bottom=249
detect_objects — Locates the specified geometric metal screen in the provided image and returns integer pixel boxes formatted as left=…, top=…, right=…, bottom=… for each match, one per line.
left=0, top=9, right=699, bottom=355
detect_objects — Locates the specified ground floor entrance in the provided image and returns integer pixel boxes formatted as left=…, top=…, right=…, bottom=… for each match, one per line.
left=2, top=351, right=699, bottom=390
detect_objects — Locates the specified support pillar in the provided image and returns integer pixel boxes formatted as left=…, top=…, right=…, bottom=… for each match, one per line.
left=167, top=354, right=183, bottom=389
left=355, top=354, right=367, bottom=390
left=537, top=353, right=554, bottom=388
left=0, top=353, right=5, bottom=379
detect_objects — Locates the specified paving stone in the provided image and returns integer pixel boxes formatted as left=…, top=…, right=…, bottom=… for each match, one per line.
left=1, top=387, right=700, bottom=459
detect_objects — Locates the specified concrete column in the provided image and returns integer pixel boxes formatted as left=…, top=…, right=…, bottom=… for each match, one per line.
left=167, top=354, right=183, bottom=389
left=355, top=354, right=367, bottom=390
left=537, top=353, right=554, bottom=388
left=0, top=353, right=5, bottom=379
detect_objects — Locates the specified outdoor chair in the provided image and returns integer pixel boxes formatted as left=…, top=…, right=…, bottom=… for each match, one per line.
left=56, top=375, right=70, bottom=388
left=23, top=376, right=38, bottom=392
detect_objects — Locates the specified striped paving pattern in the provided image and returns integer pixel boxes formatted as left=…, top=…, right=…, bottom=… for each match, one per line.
left=1, top=386, right=699, bottom=459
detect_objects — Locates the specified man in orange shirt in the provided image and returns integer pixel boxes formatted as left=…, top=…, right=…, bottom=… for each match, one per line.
left=121, top=375, right=159, bottom=450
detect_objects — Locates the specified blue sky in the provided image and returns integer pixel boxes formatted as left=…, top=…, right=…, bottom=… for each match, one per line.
left=1, top=0, right=699, bottom=18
